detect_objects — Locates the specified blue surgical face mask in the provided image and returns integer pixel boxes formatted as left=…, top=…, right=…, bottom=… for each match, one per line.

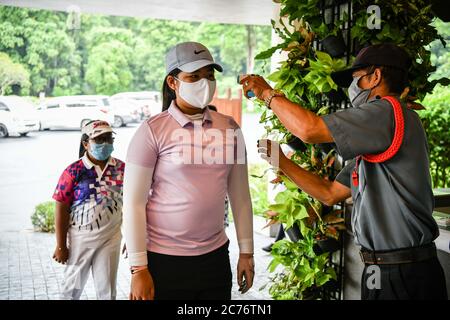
left=348, top=72, right=374, bottom=108
left=89, top=143, right=114, bottom=161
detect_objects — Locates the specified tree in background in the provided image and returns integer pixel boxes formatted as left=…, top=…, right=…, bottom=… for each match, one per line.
left=0, top=6, right=272, bottom=98
left=429, top=19, right=450, bottom=81
left=0, top=52, right=30, bottom=95
left=420, top=84, right=450, bottom=188
left=133, top=19, right=197, bottom=92
left=85, top=40, right=133, bottom=95
left=83, top=26, right=135, bottom=94
left=0, top=7, right=81, bottom=96
left=197, top=22, right=271, bottom=95
left=420, top=19, right=450, bottom=188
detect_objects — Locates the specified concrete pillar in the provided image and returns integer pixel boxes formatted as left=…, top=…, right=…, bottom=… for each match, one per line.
left=270, top=3, right=290, bottom=74
left=266, top=2, right=293, bottom=237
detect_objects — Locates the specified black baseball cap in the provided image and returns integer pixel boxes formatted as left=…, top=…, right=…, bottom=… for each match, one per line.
left=331, top=43, right=411, bottom=88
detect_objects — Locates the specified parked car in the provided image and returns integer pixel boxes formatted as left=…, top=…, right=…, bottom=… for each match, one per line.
left=73, top=95, right=138, bottom=128
left=38, top=95, right=114, bottom=130
left=110, top=91, right=161, bottom=119
left=0, top=96, right=39, bottom=137
left=108, top=98, right=141, bottom=127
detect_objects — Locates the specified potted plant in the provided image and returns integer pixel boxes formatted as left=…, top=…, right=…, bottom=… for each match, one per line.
left=314, top=237, right=341, bottom=254
left=285, top=222, right=302, bottom=242
left=286, top=133, right=307, bottom=152
left=303, top=51, right=347, bottom=108
left=264, top=224, right=338, bottom=300
left=314, top=7, right=349, bottom=58
left=264, top=173, right=322, bottom=242
left=315, top=208, right=345, bottom=254
left=265, top=175, right=313, bottom=229
left=325, top=87, right=348, bottom=105
left=321, top=32, right=346, bottom=58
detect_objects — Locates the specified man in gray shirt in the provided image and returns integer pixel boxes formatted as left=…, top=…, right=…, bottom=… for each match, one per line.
left=241, top=43, right=447, bottom=300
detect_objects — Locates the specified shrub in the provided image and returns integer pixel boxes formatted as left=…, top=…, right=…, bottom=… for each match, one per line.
left=419, top=84, right=450, bottom=188
left=31, top=201, right=56, bottom=233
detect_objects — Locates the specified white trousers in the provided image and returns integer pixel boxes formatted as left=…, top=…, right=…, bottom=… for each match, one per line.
left=60, top=229, right=122, bottom=300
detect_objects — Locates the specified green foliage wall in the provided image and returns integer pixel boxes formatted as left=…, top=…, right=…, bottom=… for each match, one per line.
left=255, top=0, right=449, bottom=300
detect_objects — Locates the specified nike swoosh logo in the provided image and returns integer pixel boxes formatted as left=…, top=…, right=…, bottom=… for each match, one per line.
left=194, top=50, right=205, bottom=54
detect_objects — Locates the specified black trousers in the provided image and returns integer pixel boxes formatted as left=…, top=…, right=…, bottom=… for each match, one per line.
left=147, top=241, right=232, bottom=300
left=361, top=257, right=448, bottom=300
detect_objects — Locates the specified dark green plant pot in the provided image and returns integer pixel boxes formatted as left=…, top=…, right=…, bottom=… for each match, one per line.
left=314, top=237, right=341, bottom=254
left=353, top=41, right=369, bottom=56
left=316, top=142, right=335, bottom=155
left=286, top=224, right=302, bottom=242
left=301, top=288, right=321, bottom=300
left=321, top=204, right=334, bottom=216
left=323, top=279, right=340, bottom=291
left=320, top=279, right=341, bottom=299
left=286, top=136, right=307, bottom=152
left=326, top=87, right=347, bottom=105
left=321, top=34, right=346, bottom=58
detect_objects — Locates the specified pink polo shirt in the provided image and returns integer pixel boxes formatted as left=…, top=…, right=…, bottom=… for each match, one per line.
left=126, top=102, right=247, bottom=256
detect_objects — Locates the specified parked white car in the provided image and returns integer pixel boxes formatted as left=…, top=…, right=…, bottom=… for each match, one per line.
left=0, top=96, right=39, bottom=137
left=38, top=95, right=114, bottom=130
left=70, top=95, right=137, bottom=128
left=108, top=98, right=141, bottom=127
left=110, top=91, right=161, bottom=119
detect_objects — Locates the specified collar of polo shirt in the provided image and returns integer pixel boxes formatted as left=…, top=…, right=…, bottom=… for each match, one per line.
left=168, top=101, right=213, bottom=127
left=82, top=153, right=116, bottom=169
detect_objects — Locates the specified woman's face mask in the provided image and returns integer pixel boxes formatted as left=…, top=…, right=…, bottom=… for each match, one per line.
left=175, top=77, right=216, bottom=109
left=348, top=72, right=375, bottom=108
left=89, top=142, right=114, bottom=161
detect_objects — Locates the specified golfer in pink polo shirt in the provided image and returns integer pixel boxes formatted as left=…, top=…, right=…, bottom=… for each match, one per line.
left=123, top=42, right=254, bottom=300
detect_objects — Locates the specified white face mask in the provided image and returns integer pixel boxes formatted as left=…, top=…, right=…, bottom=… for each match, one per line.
left=175, top=77, right=216, bottom=109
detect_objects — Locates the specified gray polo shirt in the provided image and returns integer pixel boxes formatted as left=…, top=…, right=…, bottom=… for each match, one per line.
left=322, top=96, right=439, bottom=251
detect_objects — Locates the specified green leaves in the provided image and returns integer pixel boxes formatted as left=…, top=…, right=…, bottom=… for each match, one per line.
left=267, top=70, right=283, bottom=82
left=315, top=51, right=332, bottom=64
left=293, top=206, right=308, bottom=222
left=268, top=185, right=310, bottom=229
left=280, top=175, right=298, bottom=190
left=0, top=52, right=30, bottom=95
left=255, top=43, right=285, bottom=60
left=267, top=227, right=337, bottom=300
left=302, top=51, right=346, bottom=94
left=85, top=40, right=133, bottom=95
